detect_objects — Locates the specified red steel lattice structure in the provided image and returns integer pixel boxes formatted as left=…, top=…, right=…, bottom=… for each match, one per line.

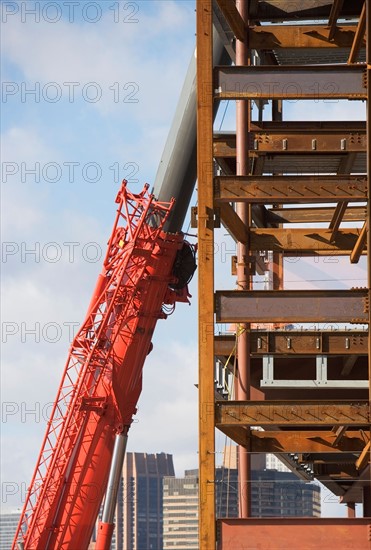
left=12, top=181, right=188, bottom=550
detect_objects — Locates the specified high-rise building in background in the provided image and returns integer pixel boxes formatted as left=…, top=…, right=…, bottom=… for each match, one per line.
left=265, top=453, right=291, bottom=472
left=117, top=452, right=174, bottom=550
left=251, top=469, right=321, bottom=517
left=163, top=455, right=321, bottom=549
left=220, top=447, right=321, bottom=518
left=163, top=470, right=199, bottom=550
left=0, top=512, right=21, bottom=550
left=91, top=448, right=320, bottom=550
left=91, top=452, right=174, bottom=550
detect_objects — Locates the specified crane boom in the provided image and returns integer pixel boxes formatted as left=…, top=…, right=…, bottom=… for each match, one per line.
left=12, top=181, right=195, bottom=549
left=13, top=22, right=228, bottom=550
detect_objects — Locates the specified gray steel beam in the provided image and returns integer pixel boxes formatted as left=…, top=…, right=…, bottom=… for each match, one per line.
left=215, top=289, right=369, bottom=324
left=214, top=65, right=367, bottom=100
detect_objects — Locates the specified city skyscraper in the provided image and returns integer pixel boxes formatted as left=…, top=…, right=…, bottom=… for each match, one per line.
left=118, top=452, right=175, bottom=550
left=90, top=448, right=320, bottom=550
left=163, top=464, right=321, bottom=549
left=0, top=512, right=21, bottom=550
left=163, top=471, right=199, bottom=550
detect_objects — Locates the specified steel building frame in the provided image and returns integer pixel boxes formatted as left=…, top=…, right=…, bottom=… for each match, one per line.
left=197, top=1, right=371, bottom=548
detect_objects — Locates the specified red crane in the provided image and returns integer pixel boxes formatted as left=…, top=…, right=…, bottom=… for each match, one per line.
left=12, top=181, right=195, bottom=550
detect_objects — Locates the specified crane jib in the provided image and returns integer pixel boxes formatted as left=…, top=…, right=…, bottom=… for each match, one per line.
left=12, top=180, right=196, bottom=550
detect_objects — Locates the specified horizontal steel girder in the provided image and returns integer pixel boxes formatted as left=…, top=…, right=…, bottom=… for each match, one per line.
left=217, top=518, right=371, bottom=550
left=267, top=206, right=366, bottom=224
left=215, top=400, right=370, bottom=427
left=215, top=331, right=369, bottom=356
left=248, top=25, right=365, bottom=49
left=249, top=430, right=369, bottom=453
left=215, top=290, right=369, bottom=324
left=249, top=2, right=364, bottom=22
left=250, top=228, right=367, bottom=255
left=260, top=379, right=368, bottom=389
left=218, top=425, right=369, bottom=453
left=214, top=175, right=367, bottom=203
left=214, top=122, right=366, bottom=156
left=214, top=65, right=367, bottom=100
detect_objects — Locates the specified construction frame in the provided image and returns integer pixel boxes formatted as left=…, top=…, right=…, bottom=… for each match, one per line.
left=197, top=1, right=371, bottom=548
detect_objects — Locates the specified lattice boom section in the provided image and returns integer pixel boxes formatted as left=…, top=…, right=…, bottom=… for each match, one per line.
left=13, top=181, right=180, bottom=549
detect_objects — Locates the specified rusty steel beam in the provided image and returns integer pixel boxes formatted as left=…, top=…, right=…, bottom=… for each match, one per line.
left=268, top=206, right=366, bottom=224
left=329, top=144, right=358, bottom=241
left=329, top=202, right=348, bottom=241
left=297, top=454, right=354, bottom=464
left=356, top=441, right=371, bottom=470
left=248, top=24, right=364, bottom=49
left=214, top=0, right=245, bottom=42
left=350, top=220, right=368, bottom=264
left=215, top=289, right=369, bottom=324
left=328, top=0, right=345, bottom=40
left=347, top=502, right=357, bottom=518
left=250, top=2, right=364, bottom=22
left=214, top=127, right=366, bottom=156
left=215, top=400, right=370, bottom=427
left=333, top=425, right=348, bottom=446
left=348, top=2, right=367, bottom=63
left=344, top=466, right=371, bottom=503
left=217, top=425, right=249, bottom=448
left=318, top=477, right=348, bottom=497
left=267, top=206, right=366, bottom=225
left=219, top=202, right=248, bottom=243
left=214, top=175, right=367, bottom=204
left=338, top=151, right=358, bottom=173
left=249, top=121, right=367, bottom=131
left=249, top=430, right=368, bottom=454
left=250, top=227, right=367, bottom=255
left=341, top=355, right=359, bottom=376
left=245, top=152, right=366, bottom=177
left=313, top=463, right=358, bottom=478
left=217, top=517, right=371, bottom=550
left=215, top=331, right=369, bottom=357
left=214, top=64, right=367, bottom=100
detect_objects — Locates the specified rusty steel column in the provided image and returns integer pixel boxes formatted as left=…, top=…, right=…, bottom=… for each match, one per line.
left=367, top=0, right=371, bottom=518
left=347, top=503, right=356, bottom=518
left=235, top=0, right=251, bottom=518
left=271, top=100, right=284, bottom=304
left=196, top=0, right=216, bottom=548
left=363, top=487, right=371, bottom=517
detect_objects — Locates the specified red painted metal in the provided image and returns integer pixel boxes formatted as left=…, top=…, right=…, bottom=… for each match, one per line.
left=12, top=181, right=189, bottom=550
left=95, top=522, right=114, bottom=550
left=218, top=517, right=371, bottom=549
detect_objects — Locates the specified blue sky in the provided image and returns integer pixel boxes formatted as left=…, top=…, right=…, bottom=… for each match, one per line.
left=1, top=0, right=198, bottom=512
left=1, top=0, right=366, bottom=518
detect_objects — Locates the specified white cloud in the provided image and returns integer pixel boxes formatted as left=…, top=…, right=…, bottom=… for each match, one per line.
left=1, top=126, right=56, bottom=235
left=1, top=1, right=194, bottom=120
